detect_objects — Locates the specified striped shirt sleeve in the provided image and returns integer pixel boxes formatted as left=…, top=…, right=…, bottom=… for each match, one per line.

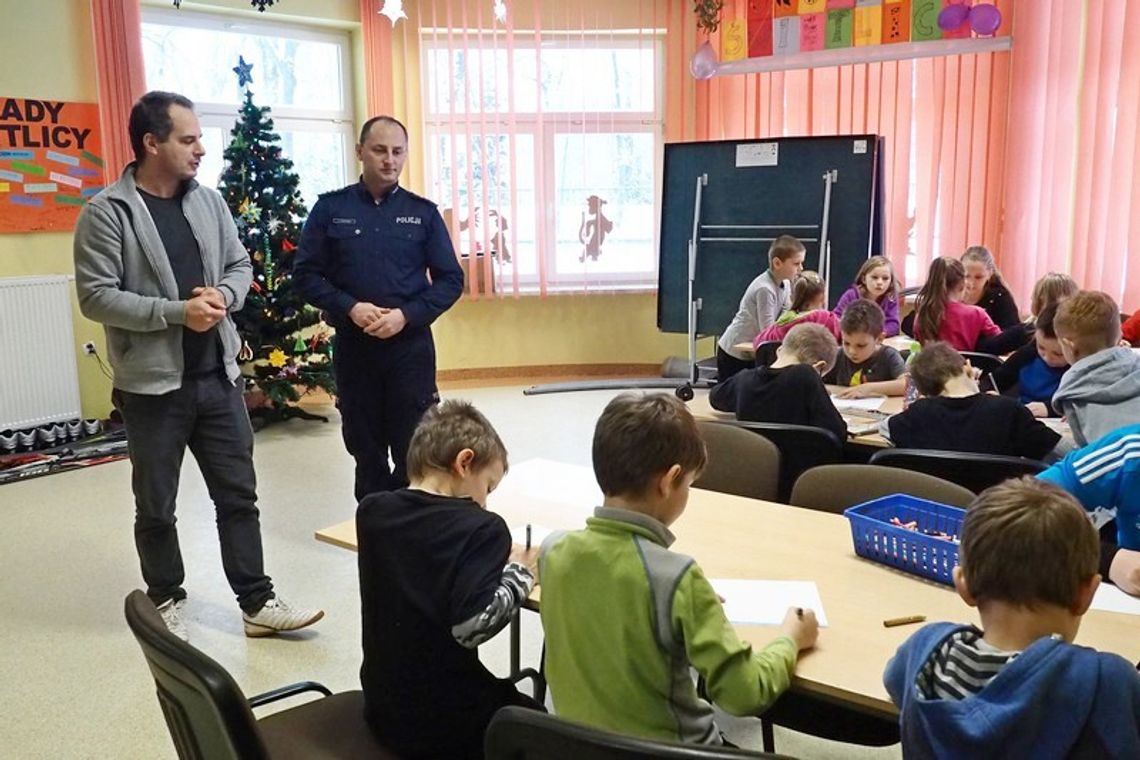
left=450, top=562, right=535, bottom=649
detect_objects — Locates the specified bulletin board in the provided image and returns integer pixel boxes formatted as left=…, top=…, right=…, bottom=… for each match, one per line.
left=0, top=98, right=103, bottom=234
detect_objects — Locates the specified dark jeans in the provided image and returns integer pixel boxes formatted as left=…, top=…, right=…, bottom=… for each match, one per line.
left=716, top=346, right=753, bottom=383
left=113, top=375, right=273, bottom=614
left=334, top=328, right=439, bottom=502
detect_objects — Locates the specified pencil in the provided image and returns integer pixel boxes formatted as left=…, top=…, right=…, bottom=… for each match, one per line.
left=526, top=524, right=532, bottom=551
left=883, top=615, right=926, bottom=628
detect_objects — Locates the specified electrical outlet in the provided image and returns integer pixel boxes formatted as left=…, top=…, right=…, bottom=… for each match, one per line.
left=83, top=341, right=97, bottom=355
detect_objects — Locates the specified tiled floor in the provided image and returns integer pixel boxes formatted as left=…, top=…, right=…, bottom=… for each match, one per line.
left=1, top=382, right=900, bottom=759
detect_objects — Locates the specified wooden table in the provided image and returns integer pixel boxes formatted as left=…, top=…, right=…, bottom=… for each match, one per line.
left=314, top=459, right=1140, bottom=717
left=685, top=388, right=903, bottom=448
left=735, top=335, right=915, bottom=359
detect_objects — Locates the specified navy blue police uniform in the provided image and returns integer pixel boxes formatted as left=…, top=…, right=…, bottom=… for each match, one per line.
left=294, top=181, right=463, bottom=500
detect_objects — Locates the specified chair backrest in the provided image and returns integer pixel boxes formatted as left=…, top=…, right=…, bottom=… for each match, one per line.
left=868, top=448, right=1047, bottom=494
left=789, top=464, right=976, bottom=514
left=123, top=590, right=269, bottom=760
left=729, top=421, right=844, bottom=502
left=485, top=706, right=791, bottom=759
left=695, top=421, right=781, bottom=501
left=753, top=341, right=781, bottom=368
left=959, top=351, right=1003, bottom=375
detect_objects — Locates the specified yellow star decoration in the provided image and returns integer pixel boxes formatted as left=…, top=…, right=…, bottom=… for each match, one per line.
left=268, top=348, right=288, bottom=368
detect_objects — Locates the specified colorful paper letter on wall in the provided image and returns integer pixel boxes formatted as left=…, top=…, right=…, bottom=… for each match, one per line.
left=884, top=0, right=911, bottom=42
left=827, top=0, right=856, bottom=7
left=912, top=0, right=941, bottom=41
left=774, top=16, right=802, bottom=55
left=0, top=98, right=102, bottom=233
left=826, top=8, right=854, bottom=48
left=799, top=0, right=826, bottom=14
left=747, top=1, right=774, bottom=57
left=801, top=12, right=826, bottom=51
left=854, top=4, right=882, bottom=45
left=724, top=19, right=749, bottom=61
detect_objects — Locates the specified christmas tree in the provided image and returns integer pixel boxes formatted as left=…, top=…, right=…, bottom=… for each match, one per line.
left=217, top=57, right=334, bottom=425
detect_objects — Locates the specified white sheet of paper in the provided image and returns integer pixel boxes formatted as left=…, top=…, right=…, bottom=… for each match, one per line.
left=709, top=579, right=829, bottom=627
left=830, top=395, right=886, bottom=411
left=509, top=524, right=555, bottom=549
left=1090, top=584, right=1140, bottom=616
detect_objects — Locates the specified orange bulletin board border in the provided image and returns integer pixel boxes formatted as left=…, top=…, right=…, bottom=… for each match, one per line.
left=0, top=98, right=103, bottom=234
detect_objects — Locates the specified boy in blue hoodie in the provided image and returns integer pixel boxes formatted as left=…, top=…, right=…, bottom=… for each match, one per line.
left=1052, top=290, right=1140, bottom=445
left=883, top=477, right=1140, bottom=759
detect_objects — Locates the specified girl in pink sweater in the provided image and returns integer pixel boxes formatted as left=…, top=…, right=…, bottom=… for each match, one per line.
left=913, top=256, right=1000, bottom=352
left=753, top=271, right=841, bottom=346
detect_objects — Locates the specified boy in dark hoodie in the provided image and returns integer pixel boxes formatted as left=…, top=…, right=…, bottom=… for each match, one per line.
left=1053, top=290, right=1140, bottom=445
left=883, top=478, right=1140, bottom=759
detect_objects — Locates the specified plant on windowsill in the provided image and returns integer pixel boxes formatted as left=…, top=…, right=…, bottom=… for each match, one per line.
left=694, top=0, right=724, bottom=34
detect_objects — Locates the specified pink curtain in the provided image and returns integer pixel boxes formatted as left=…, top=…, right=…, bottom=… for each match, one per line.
left=680, top=0, right=1015, bottom=288
left=1003, top=0, right=1140, bottom=311
left=90, top=0, right=147, bottom=182
left=360, top=0, right=396, bottom=117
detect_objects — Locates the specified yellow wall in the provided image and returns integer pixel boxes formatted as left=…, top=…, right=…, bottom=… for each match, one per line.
left=0, top=0, right=693, bottom=419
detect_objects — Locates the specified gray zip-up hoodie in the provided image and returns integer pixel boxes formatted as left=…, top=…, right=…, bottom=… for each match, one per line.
left=73, top=164, right=252, bottom=394
left=1052, top=346, right=1140, bottom=446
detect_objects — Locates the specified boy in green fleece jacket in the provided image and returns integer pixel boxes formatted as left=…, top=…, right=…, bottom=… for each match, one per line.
left=539, top=393, right=819, bottom=746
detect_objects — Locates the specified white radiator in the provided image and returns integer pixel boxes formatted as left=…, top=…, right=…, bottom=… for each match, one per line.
left=0, top=275, right=82, bottom=432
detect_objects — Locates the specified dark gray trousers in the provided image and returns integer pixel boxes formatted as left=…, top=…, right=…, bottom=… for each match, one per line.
left=113, top=374, right=273, bottom=614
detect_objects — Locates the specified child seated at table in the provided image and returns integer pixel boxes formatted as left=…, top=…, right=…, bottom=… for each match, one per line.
left=710, top=322, right=846, bottom=441
left=356, top=400, right=541, bottom=758
left=1052, top=290, right=1140, bottom=446
left=539, top=393, right=819, bottom=746
left=824, top=299, right=907, bottom=398
left=984, top=302, right=1070, bottom=417
left=884, top=477, right=1140, bottom=758
left=753, top=271, right=841, bottom=345
left=882, top=342, right=1071, bottom=462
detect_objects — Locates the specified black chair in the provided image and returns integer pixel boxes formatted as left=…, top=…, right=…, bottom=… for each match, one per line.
left=752, top=341, right=781, bottom=368
left=485, top=706, right=793, bottom=759
left=790, top=463, right=976, bottom=514
left=728, top=421, right=844, bottom=502
left=959, top=351, right=1003, bottom=375
left=695, top=421, right=782, bottom=501
left=868, top=448, right=1048, bottom=493
left=123, top=590, right=396, bottom=760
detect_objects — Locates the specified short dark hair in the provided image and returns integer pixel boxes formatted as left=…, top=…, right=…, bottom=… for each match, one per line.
left=839, top=298, right=885, bottom=337
left=359, top=115, right=409, bottom=145
left=129, top=91, right=195, bottom=162
left=592, top=393, right=707, bottom=498
left=769, top=235, right=806, bottom=265
left=961, top=477, right=1098, bottom=610
left=405, top=400, right=508, bottom=481
left=1035, top=301, right=1061, bottom=339
left=908, top=341, right=964, bottom=397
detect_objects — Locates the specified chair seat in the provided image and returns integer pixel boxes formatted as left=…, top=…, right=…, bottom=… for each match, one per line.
left=258, top=691, right=399, bottom=759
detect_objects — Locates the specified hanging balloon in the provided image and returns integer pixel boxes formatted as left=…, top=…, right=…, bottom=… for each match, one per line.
left=969, top=4, right=1002, bottom=36
left=936, top=3, right=970, bottom=32
left=690, top=41, right=719, bottom=81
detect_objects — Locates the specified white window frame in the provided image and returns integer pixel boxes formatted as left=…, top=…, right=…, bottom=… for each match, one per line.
left=140, top=7, right=356, bottom=205
left=421, top=32, right=665, bottom=292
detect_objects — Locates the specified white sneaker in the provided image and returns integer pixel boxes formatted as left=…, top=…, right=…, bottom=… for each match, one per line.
left=242, top=597, right=324, bottom=638
left=157, top=598, right=189, bottom=642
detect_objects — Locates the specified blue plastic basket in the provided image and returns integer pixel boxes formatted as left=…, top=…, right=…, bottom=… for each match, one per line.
left=844, top=494, right=965, bottom=586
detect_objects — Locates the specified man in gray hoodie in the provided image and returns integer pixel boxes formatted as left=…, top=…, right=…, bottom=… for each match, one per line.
left=73, top=91, right=321, bottom=641
left=1052, top=290, right=1140, bottom=446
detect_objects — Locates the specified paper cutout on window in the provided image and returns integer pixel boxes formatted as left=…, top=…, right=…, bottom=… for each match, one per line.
left=460, top=206, right=511, bottom=263
left=579, top=195, right=613, bottom=262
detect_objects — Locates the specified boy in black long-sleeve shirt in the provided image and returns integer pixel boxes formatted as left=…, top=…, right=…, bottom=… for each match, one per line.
left=357, top=400, right=541, bottom=758
left=710, top=322, right=847, bottom=442
left=884, top=342, right=1072, bottom=463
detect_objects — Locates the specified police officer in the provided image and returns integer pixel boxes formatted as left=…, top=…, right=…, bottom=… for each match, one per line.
left=294, top=116, right=463, bottom=501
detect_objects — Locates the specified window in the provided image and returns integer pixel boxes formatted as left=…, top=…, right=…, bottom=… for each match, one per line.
left=140, top=8, right=354, bottom=210
left=422, top=32, right=664, bottom=291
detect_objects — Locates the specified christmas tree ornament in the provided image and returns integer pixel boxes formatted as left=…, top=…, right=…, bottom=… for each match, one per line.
left=379, top=0, right=407, bottom=25
left=268, top=348, right=288, bottom=368
left=294, top=335, right=307, bottom=352
left=232, top=56, right=254, bottom=88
